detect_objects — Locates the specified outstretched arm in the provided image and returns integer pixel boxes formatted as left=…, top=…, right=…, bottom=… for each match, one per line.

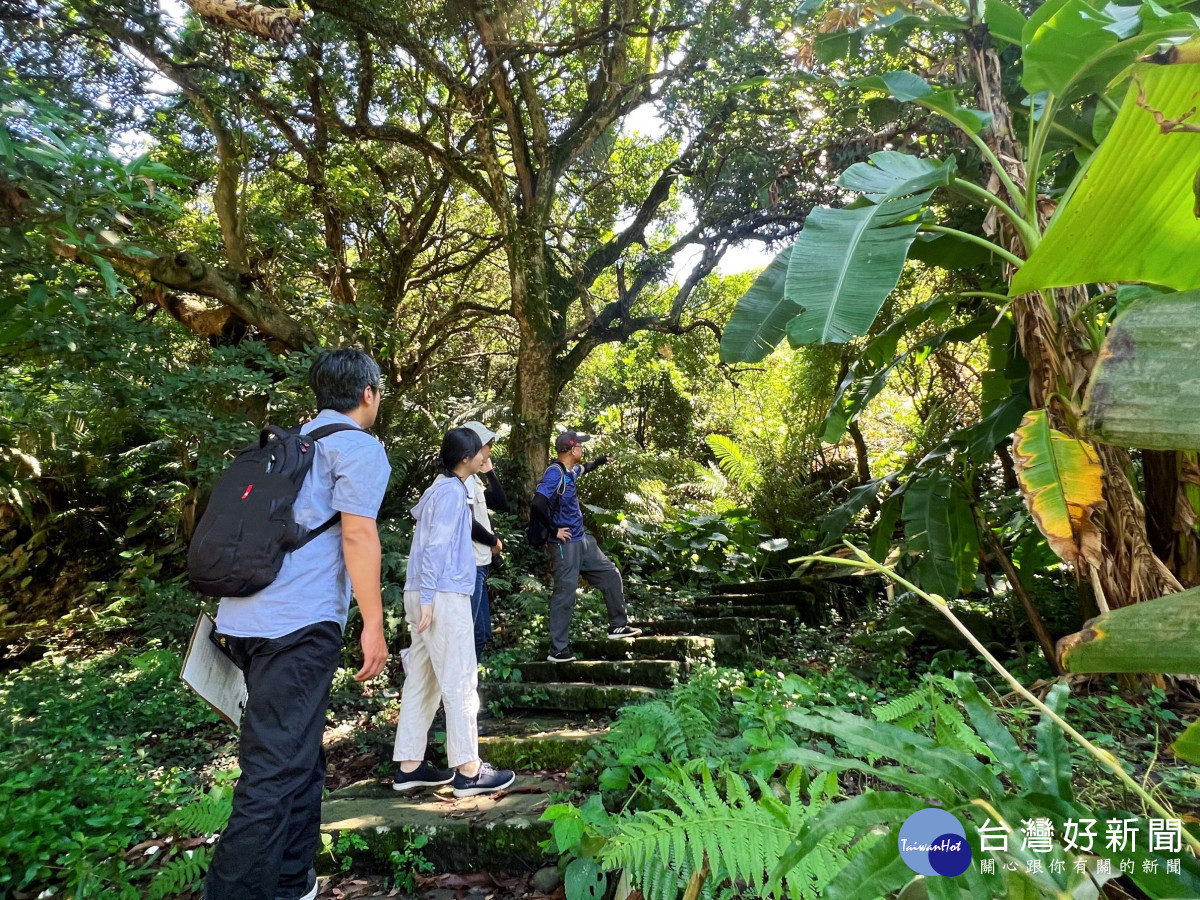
left=582, top=455, right=609, bottom=475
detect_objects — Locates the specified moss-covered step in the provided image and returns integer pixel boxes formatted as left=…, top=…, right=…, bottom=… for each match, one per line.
left=695, top=589, right=817, bottom=607
left=477, top=716, right=608, bottom=770
left=693, top=602, right=803, bottom=621
left=633, top=617, right=787, bottom=636
left=517, top=659, right=681, bottom=687
left=713, top=577, right=815, bottom=595
left=320, top=775, right=557, bottom=873
left=480, top=681, right=658, bottom=712
left=574, top=634, right=734, bottom=662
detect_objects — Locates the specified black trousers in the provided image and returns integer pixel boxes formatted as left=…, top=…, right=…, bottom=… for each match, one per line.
left=205, top=621, right=343, bottom=900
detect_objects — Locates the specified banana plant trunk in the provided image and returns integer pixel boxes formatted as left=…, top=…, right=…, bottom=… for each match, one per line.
left=967, top=29, right=1177, bottom=609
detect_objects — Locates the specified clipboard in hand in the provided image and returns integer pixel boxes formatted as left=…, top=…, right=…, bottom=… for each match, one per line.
left=181, top=612, right=247, bottom=727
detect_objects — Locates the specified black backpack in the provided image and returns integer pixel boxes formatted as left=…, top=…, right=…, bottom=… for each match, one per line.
left=525, top=462, right=567, bottom=548
left=187, top=423, right=361, bottom=597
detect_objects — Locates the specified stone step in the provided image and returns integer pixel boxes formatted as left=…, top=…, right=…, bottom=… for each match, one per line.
left=574, top=634, right=735, bottom=662
left=517, top=659, right=682, bottom=688
left=321, top=775, right=558, bottom=874
left=634, top=617, right=786, bottom=636
left=713, top=577, right=814, bottom=596
left=695, top=589, right=817, bottom=607
left=481, top=681, right=658, bottom=712
left=477, top=716, right=608, bottom=771
left=694, top=601, right=804, bottom=621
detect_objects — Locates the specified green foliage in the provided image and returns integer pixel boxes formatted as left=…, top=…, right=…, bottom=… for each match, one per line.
left=777, top=674, right=1200, bottom=899
left=599, top=768, right=849, bottom=900
left=721, top=152, right=952, bottom=364
left=161, top=776, right=235, bottom=838
left=705, top=434, right=762, bottom=493
left=873, top=672, right=992, bottom=759
left=145, top=847, right=211, bottom=899
left=388, top=832, right=434, bottom=892
left=0, top=648, right=226, bottom=898
left=588, top=506, right=790, bottom=587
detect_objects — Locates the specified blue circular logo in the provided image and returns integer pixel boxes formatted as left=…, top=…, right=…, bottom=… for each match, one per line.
left=898, top=808, right=972, bottom=877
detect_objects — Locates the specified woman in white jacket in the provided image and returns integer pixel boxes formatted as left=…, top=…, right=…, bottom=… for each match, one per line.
left=391, top=427, right=516, bottom=797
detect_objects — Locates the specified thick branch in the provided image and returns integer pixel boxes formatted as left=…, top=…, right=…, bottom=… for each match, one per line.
left=105, top=21, right=248, bottom=272
left=183, top=0, right=303, bottom=43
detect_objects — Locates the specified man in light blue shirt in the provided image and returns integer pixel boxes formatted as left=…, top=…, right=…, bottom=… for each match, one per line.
left=207, top=349, right=391, bottom=900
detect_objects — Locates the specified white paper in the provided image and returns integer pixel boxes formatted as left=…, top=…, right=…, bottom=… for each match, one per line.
left=181, top=612, right=247, bottom=727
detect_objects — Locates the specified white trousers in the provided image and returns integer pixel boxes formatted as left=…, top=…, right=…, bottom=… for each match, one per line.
left=392, top=589, right=480, bottom=769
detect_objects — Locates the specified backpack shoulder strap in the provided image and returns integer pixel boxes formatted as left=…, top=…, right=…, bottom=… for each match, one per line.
left=294, top=423, right=369, bottom=549
left=306, top=422, right=364, bottom=441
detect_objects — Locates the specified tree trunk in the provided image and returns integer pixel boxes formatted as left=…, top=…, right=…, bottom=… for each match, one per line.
left=508, top=227, right=564, bottom=497
left=966, top=25, right=1175, bottom=608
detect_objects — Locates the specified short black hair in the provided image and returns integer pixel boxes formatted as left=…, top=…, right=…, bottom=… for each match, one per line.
left=439, top=427, right=483, bottom=475
left=308, top=348, right=381, bottom=412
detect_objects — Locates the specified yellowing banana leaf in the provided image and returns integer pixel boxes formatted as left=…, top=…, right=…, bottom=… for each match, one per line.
left=1058, top=585, right=1200, bottom=673
left=1011, top=410, right=1105, bottom=568
left=1011, top=62, right=1200, bottom=295
left=1171, top=717, right=1200, bottom=765
left=1084, top=289, right=1200, bottom=450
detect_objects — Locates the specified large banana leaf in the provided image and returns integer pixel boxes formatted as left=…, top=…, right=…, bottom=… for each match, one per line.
left=1058, top=585, right=1200, bottom=673
left=1022, top=0, right=1199, bottom=100
left=856, top=71, right=992, bottom=134
left=1010, top=410, right=1105, bottom=568
left=902, top=473, right=979, bottom=598
left=721, top=152, right=952, bottom=362
left=785, top=155, right=954, bottom=346
left=1011, top=62, right=1200, bottom=295
left=1084, top=289, right=1200, bottom=449
left=718, top=247, right=800, bottom=364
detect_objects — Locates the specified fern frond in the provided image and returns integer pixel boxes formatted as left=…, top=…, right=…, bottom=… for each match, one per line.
left=705, top=435, right=762, bottom=492
left=146, top=847, right=211, bottom=899
left=933, top=701, right=993, bottom=759
left=163, top=784, right=233, bottom=836
left=873, top=687, right=925, bottom=723
left=602, top=769, right=847, bottom=900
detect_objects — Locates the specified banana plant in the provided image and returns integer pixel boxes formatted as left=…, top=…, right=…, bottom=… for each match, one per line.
left=720, top=0, right=1200, bottom=605
left=782, top=544, right=1200, bottom=898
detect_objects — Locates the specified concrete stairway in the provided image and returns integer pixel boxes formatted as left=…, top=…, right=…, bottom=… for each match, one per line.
left=318, top=583, right=800, bottom=875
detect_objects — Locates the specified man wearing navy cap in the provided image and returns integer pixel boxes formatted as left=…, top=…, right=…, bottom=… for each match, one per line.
left=530, top=431, right=640, bottom=662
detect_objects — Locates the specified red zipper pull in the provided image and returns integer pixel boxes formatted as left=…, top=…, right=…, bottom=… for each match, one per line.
left=241, top=485, right=254, bottom=500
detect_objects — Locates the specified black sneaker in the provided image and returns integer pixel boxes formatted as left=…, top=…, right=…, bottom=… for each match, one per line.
left=547, top=648, right=577, bottom=662
left=452, top=761, right=516, bottom=798
left=392, top=760, right=454, bottom=792
left=274, top=868, right=317, bottom=900
left=608, top=625, right=642, bottom=640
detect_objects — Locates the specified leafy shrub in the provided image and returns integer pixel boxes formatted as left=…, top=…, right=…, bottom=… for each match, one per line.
left=0, top=647, right=229, bottom=897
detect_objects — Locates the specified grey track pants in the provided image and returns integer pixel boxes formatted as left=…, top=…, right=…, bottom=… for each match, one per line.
left=549, top=533, right=627, bottom=653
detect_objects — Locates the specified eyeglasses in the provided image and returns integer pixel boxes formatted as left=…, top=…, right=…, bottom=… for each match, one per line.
left=372, top=382, right=388, bottom=399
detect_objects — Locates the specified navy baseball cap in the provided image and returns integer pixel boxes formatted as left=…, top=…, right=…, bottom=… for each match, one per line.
left=555, top=431, right=591, bottom=453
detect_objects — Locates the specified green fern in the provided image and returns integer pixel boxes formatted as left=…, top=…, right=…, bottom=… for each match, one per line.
left=705, top=435, right=762, bottom=493
left=163, top=782, right=234, bottom=836
left=600, top=768, right=848, bottom=900
left=606, top=673, right=724, bottom=762
left=146, top=846, right=211, bottom=899
left=873, top=674, right=991, bottom=759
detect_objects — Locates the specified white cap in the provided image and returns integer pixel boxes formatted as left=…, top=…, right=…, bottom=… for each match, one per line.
left=463, top=420, right=499, bottom=445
